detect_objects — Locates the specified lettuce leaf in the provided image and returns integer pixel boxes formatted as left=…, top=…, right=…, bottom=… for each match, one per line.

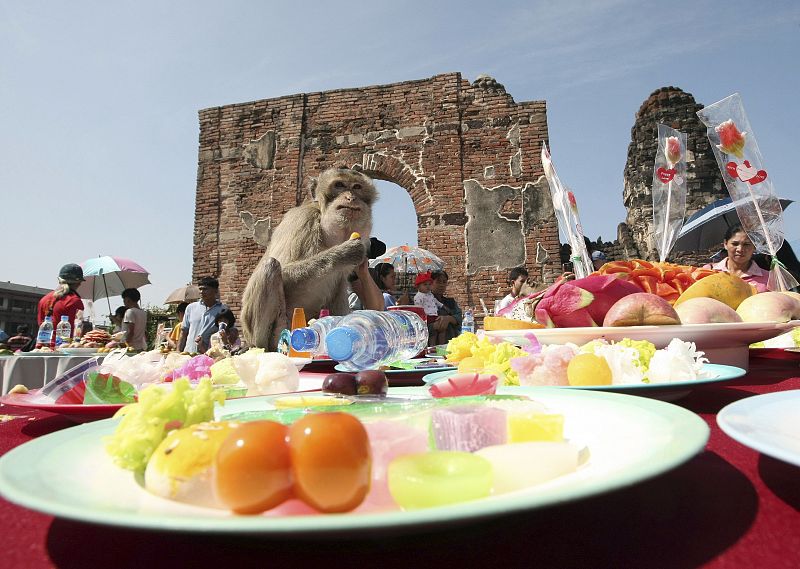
left=104, top=378, right=224, bottom=472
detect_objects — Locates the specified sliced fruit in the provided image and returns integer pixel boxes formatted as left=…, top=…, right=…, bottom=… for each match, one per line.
left=483, top=316, right=544, bottom=331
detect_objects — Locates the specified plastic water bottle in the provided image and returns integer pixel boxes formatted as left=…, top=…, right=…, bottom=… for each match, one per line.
left=290, top=315, right=343, bottom=357
left=325, top=310, right=429, bottom=371
left=55, top=315, right=72, bottom=347
left=36, top=316, right=54, bottom=349
left=461, top=308, right=475, bottom=335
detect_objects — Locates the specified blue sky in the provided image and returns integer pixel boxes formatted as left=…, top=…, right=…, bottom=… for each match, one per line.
left=2, top=0, right=798, bottom=317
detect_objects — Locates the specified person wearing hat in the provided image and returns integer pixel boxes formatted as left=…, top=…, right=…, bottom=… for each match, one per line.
left=413, top=272, right=445, bottom=346
left=36, top=263, right=86, bottom=335
left=347, top=236, right=389, bottom=312
left=591, top=250, right=608, bottom=271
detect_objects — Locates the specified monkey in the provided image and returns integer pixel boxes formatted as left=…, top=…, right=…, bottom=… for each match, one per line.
left=240, top=167, right=382, bottom=350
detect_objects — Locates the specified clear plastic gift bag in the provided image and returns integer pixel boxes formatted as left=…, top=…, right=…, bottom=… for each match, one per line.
left=651, top=124, right=688, bottom=263
left=697, top=93, right=798, bottom=291
left=541, top=143, right=593, bottom=278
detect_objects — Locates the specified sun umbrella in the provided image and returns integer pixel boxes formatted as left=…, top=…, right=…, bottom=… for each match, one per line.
left=76, top=256, right=151, bottom=314
left=674, top=197, right=793, bottom=252
left=164, top=284, right=200, bottom=305
left=369, top=245, right=445, bottom=274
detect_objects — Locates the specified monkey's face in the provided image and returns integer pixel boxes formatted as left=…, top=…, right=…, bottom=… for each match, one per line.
left=317, top=168, right=377, bottom=228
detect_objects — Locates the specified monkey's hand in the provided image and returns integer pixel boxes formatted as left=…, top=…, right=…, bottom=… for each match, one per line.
left=332, top=237, right=368, bottom=267
left=282, top=238, right=367, bottom=285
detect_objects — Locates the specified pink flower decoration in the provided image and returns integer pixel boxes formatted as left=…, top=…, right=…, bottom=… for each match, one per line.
left=665, top=136, right=682, bottom=165
left=716, top=120, right=746, bottom=159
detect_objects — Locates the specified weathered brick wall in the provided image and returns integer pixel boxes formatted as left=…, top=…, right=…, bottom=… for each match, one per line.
left=194, top=73, right=560, bottom=316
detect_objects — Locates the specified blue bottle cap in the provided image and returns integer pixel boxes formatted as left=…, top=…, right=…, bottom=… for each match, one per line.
left=325, top=327, right=360, bottom=361
left=291, top=328, right=318, bottom=351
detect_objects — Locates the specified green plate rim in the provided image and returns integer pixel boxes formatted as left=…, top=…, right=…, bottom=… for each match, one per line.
left=423, top=363, right=745, bottom=392
left=0, top=387, right=709, bottom=534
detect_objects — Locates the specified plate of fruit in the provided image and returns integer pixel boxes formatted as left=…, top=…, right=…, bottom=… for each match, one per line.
left=488, top=274, right=800, bottom=370
left=439, top=332, right=746, bottom=401
left=0, top=381, right=708, bottom=534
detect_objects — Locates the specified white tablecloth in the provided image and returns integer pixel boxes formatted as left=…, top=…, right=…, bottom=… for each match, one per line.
left=0, top=355, right=102, bottom=395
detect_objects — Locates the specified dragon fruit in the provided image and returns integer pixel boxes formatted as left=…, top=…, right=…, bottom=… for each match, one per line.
left=500, top=275, right=642, bottom=328
left=538, top=275, right=642, bottom=327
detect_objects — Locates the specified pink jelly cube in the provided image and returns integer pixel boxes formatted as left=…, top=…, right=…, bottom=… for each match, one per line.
left=432, top=405, right=507, bottom=452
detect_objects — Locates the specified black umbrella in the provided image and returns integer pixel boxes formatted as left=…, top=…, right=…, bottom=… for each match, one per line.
left=674, top=197, right=793, bottom=252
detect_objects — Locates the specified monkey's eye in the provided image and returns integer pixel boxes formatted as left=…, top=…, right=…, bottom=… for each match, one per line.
left=352, top=183, right=362, bottom=190
left=334, top=181, right=345, bottom=189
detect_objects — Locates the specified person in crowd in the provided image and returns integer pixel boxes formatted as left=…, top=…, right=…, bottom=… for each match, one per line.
left=591, top=250, right=608, bottom=271
left=0, top=329, right=8, bottom=350
left=121, top=288, right=148, bottom=351
left=6, top=325, right=34, bottom=352
left=167, top=302, right=189, bottom=351
left=347, top=259, right=386, bottom=312
left=431, top=270, right=462, bottom=343
left=179, top=277, right=229, bottom=353
left=205, top=308, right=241, bottom=353
left=371, top=262, right=397, bottom=309
left=110, top=306, right=127, bottom=333
left=496, top=267, right=529, bottom=312
left=703, top=224, right=770, bottom=292
left=37, top=263, right=85, bottom=332
left=414, top=272, right=445, bottom=346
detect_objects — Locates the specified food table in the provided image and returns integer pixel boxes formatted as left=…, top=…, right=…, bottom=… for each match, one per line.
left=0, top=354, right=102, bottom=395
left=1, top=356, right=798, bottom=569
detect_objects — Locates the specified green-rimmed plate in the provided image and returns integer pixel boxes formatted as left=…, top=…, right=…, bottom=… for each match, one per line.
left=0, top=387, right=708, bottom=534
left=424, top=363, right=746, bottom=402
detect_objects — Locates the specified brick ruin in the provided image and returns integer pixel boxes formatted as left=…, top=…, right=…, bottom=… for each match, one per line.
left=193, top=78, right=727, bottom=317
left=192, top=72, right=561, bottom=315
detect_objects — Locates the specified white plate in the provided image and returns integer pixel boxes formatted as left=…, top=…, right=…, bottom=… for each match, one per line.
left=57, top=348, right=106, bottom=356
left=423, top=363, right=746, bottom=402
left=717, top=390, right=800, bottom=467
left=14, top=351, right=66, bottom=357
left=0, top=387, right=708, bottom=534
left=335, top=358, right=456, bottom=375
left=485, top=321, right=800, bottom=370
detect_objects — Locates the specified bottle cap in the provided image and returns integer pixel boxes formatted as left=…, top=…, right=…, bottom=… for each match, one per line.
left=325, top=327, right=361, bottom=361
left=319, top=308, right=331, bottom=318
left=291, top=328, right=319, bottom=351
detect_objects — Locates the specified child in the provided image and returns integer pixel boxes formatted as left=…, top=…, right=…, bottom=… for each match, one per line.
left=413, top=272, right=446, bottom=346
left=203, top=308, right=241, bottom=353
left=121, top=288, right=148, bottom=351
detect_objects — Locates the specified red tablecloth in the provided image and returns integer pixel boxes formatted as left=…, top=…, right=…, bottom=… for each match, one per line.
left=1, top=355, right=798, bottom=569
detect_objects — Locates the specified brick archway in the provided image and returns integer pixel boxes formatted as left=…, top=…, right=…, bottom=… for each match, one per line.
left=194, top=72, right=561, bottom=315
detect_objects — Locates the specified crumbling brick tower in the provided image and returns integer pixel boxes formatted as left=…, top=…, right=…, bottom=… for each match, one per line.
left=619, top=86, right=726, bottom=262
left=193, top=72, right=561, bottom=315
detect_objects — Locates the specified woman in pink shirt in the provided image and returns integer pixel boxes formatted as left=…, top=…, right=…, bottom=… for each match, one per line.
left=703, top=225, right=771, bottom=292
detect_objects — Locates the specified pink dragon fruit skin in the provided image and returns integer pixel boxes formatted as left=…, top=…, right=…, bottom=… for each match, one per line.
left=535, top=282, right=594, bottom=327
left=535, top=275, right=642, bottom=328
